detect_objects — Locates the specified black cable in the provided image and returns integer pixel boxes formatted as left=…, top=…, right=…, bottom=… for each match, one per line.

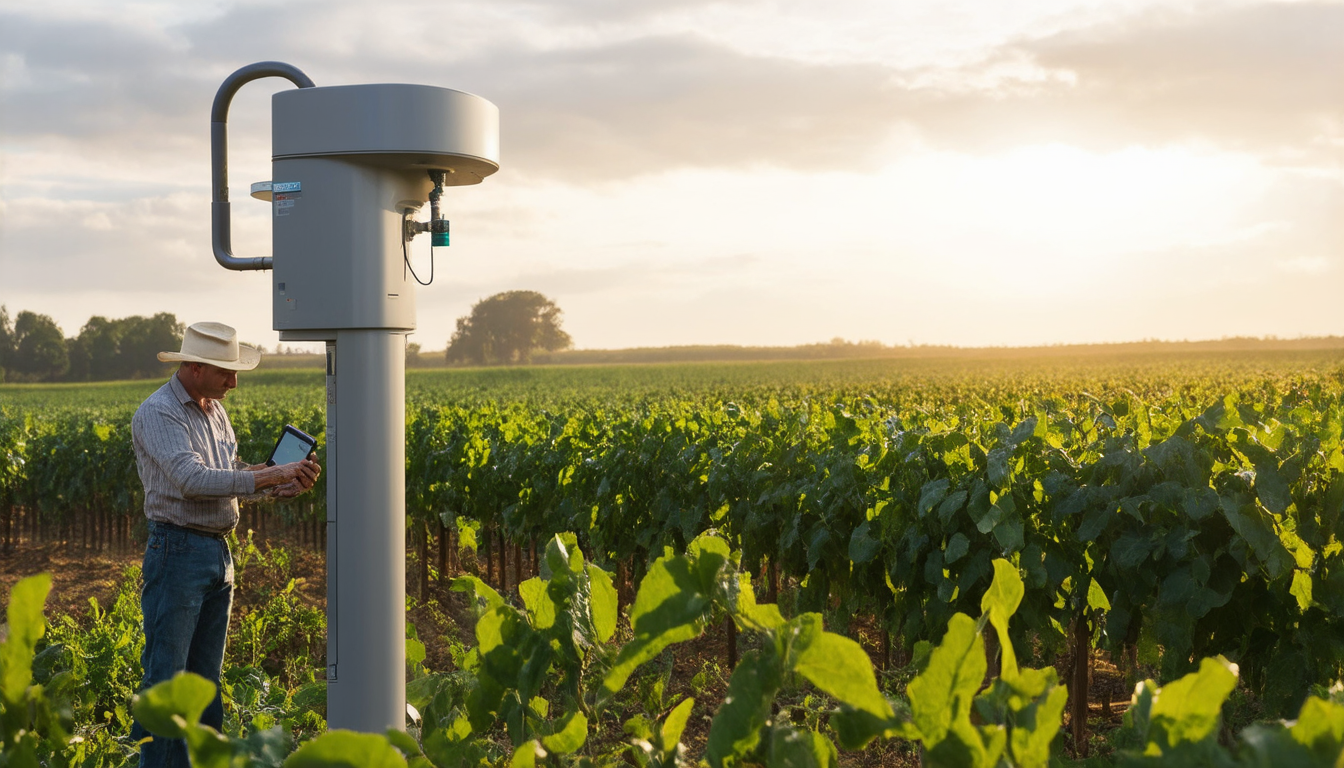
left=402, top=210, right=434, bottom=286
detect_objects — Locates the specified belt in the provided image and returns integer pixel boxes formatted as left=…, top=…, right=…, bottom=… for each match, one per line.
left=151, top=519, right=231, bottom=540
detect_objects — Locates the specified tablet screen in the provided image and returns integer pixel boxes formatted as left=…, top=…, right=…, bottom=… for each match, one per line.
left=269, top=426, right=316, bottom=466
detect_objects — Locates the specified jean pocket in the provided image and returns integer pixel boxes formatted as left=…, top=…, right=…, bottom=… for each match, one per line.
left=165, top=529, right=190, bottom=555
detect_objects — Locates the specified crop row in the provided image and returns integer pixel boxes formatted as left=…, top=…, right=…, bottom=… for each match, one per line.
left=4, top=364, right=1344, bottom=726
left=7, top=534, right=1344, bottom=767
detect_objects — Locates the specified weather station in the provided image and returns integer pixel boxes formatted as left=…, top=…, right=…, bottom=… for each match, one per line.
left=207, top=61, right=500, bottom=732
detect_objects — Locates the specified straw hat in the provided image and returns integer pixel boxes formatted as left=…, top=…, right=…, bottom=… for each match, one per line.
left=158, top=322, right=262, bottom=371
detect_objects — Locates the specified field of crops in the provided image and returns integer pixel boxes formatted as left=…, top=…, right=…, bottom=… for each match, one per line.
left=3, top=351, right=1344, bottom=766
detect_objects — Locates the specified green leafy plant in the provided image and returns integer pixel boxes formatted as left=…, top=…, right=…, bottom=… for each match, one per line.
left=1114, top=657, right=1344, bottom=767
left=1, top=574, right=75, bottom=766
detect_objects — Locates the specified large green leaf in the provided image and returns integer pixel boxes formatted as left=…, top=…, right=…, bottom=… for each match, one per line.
left=183, top=724, right=235, bottom=768
left=131, top=672, right=217, bottom=739
left=1111, top=531, right=1153, bottom=570
left=1291, top=570, right=1314, bottom=612
left=733, top=573, right=787, bottom=633
left=603, top=553, right=712, bottom=694
left=540, top=710, right=588, bottom=754
left=1283, top=695, right=1344, bottom=761
left=508, top=741, right=546, bottom=768
left=283, top=730, right=408, bottom=768
left=767, top=725, right=838, bottom=768
left=518, top=578, right=557, bottom=630
left=906, top=613, right=985, bottom=745
left=706, top=650, right=781, bottom=768
left=1221, top=498, right=1294, bottom=579
left=787, top=615, right=892, bottom=720
left=1146, top=656, right=1238, bottom=750
left=1254, top=459, right=1293, bottom=515
left=587, top=564, right=618, bottom=643
left=661, top=697, right=695, bottom=748
left=451, top=575, right=505, bottom=612
left=1, top=573, right=51, bottom=704
left=423, top=714, right=487, bottom=768
left=848, top=520, right=882, bottom=565
left=944, top=532, right=970, bottom=565
left=980, top=560, right=1023, bottom=679
left=1007, top=684, right=1067, bottom=768
left=919, top=479, right=951, bottom=518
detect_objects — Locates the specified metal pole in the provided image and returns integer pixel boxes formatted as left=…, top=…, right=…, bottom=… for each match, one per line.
left=210, top=62, right=315, bottom=271
left=325, top=329, right=406, bottom=732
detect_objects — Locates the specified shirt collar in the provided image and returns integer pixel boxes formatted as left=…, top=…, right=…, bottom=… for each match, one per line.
left=167, top=372, right=196, bottom=407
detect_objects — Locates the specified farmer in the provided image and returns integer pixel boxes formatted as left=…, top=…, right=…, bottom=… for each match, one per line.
left=129, top=321, right=320, bottom=768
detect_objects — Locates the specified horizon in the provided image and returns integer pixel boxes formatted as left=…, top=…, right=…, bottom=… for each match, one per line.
left=2, top=0, right=1341, bottom=353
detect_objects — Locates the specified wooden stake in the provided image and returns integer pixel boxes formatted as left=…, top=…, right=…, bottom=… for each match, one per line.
left=985, top=625, right=1002, bottom=682
left=498, top=529, right=509, bottom=595
left=418, top=521, right=430, bottom=603
left=768, top=556, right=779, bottom=604
left=1070, top=613, right=1092, bottom=757
left=438, top=521, right=449, bottom=587
left=726, top=617, right=738, bottom=670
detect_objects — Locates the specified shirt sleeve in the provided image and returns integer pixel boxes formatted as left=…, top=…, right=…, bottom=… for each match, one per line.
left=133, top=400, right=256, bottom=498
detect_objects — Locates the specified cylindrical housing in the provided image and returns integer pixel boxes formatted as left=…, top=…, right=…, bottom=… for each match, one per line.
left=324, top=330, right=407, bottom=733
left=272, top=159, right=426, bottom=331
left=272, top=83, right=499, bottom=180
left=269, top=83, right=499, bottom=332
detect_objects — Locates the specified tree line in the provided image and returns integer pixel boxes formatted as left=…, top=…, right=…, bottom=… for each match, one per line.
left=0, top=289, right=571, bottom=381
left=0, top=307, right=183, bottom=383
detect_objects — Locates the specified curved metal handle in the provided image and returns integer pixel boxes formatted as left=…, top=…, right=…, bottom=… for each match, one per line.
left=211, top=62, right=316, bottom=271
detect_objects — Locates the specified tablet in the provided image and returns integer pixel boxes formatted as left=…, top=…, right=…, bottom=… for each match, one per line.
left=267, top=425, right=318, bottom=467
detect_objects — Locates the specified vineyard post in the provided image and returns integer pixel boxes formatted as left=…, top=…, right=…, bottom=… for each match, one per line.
left=482, top=526, right=494, bottom=586
left=437, top=521, right=448, bottom=588
left=984, top=625, right=1001, bottom=682
left=1070, top=611, right=1092, bottom=756
left=768, top=555, right=779, bottom=604
left=418, top=520, right=429, bottom=603
left=726, top=616, right=738, bottom=670
left=498, top=528, right=509, bottom=595
left=513, top=539, right=522, bottom=590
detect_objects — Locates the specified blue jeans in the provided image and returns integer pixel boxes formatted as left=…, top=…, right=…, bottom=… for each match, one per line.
left=132, top=521, right=234, bottom=768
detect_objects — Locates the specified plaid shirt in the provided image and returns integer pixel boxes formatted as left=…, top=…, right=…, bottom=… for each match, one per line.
left=131, top=374, right=256, bottom=533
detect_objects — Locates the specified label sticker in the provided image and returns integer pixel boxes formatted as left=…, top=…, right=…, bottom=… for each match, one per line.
left=274, top=182, right=302, bottom=217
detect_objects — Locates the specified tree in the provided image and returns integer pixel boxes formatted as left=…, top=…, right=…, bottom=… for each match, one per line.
left=445, top=290, right=572, bottom=365
left=116, top=313, right=182, bottom=379
left=12, top=311, right=68, bottom=382
left=60, top=312, right=182, bottom=381
left=0, top=306, right=13, bottom=381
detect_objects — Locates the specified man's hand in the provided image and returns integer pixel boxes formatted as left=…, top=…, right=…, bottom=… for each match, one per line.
left=252, top=457, right=321, bottom=494
left=269, top=480, right=307, bottom=499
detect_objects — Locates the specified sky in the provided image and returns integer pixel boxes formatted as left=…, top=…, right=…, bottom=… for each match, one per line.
left=0, top=0, right=1341, bottom=352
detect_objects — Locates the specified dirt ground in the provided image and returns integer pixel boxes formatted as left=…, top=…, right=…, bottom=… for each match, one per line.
left=0, top=541, right=136, bottom=624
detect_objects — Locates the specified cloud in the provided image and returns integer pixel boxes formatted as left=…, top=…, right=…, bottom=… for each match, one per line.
left=3, top=1, right=1338, bottom=191
left=0, top=193, right=243, bottom=294
left=914, top=2, right=1344, bottom=162
left=445, top=34, right=911, bottom=180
